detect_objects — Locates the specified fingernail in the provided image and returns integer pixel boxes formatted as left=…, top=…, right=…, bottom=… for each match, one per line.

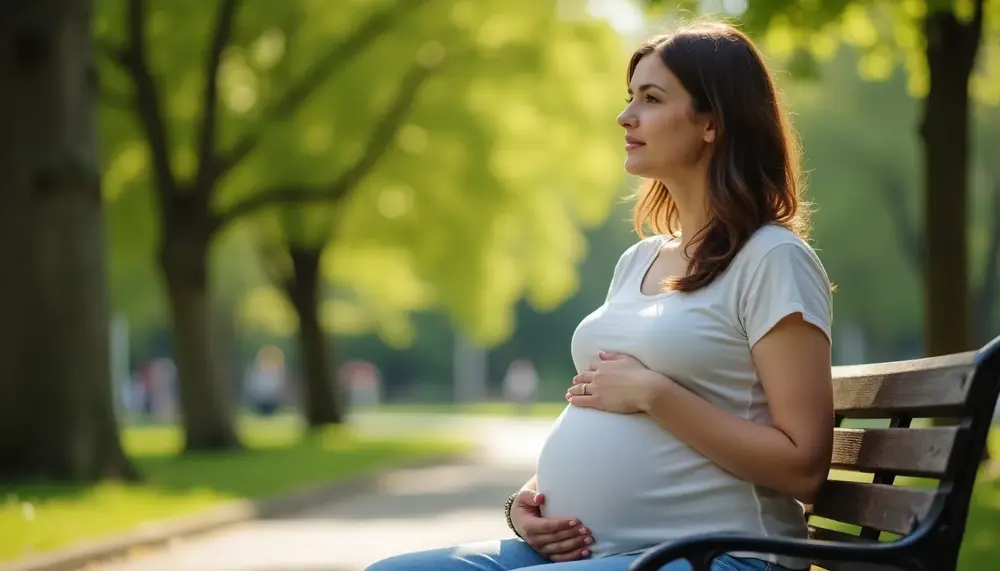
left=567, top=519, right=577, bottom=526
left=579, top=527, right=588, bottom=534
left=582, top=549, right=590, bottom=557
left=584, top=536, right=593, bottom=544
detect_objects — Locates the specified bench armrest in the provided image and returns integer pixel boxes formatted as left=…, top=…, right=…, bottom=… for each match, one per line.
left=629, top=533, right=917, bottom=571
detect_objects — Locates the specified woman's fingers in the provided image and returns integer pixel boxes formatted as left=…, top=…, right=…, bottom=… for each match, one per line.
left=519, top=516, right=577, bottom=538
left=547, top=547, right=592, bottom=562
left=533, top=525, right=589, bottom=546
left=534, top=527, right=592, bottom=558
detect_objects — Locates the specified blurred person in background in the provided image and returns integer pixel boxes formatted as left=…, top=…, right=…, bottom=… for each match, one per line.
left=244, top=346, right=287, bottom=417
left=503, top=359, right=539, bottom=415
left=367, top=20, right=833, bottom=571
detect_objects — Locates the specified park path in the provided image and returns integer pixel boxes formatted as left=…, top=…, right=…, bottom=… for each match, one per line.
left=90, top=413, right=557, bottom=571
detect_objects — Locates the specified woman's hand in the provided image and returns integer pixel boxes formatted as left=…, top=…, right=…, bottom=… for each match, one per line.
left=565, top=351, right=665, bottom=414
left=509, top=490, right=593, bottom=561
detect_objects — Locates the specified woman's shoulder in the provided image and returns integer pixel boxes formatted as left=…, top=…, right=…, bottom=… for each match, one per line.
left=738, top=224, right=822, bottom=267
left=616, top=233, right=667, bottom=267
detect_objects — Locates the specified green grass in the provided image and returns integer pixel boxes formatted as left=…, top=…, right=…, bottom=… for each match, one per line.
left=0, top=416, right=472, bottom=562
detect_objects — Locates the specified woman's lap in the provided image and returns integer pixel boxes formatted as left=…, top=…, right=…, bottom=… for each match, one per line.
left=364, top=538, right=777, bottom=571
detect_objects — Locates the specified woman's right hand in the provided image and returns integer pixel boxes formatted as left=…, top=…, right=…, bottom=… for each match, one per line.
left=510, top=490, right=593, bottom=561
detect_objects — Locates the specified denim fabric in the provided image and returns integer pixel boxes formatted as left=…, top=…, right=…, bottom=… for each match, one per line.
left=365, top=538, right=798, bottom=571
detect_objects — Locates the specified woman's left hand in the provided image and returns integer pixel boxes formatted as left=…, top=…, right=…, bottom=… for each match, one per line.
left=566, top=352, right=665, bottom=414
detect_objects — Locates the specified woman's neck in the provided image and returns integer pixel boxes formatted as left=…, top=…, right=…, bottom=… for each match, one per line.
left=661, top=175, right=711, bottom=255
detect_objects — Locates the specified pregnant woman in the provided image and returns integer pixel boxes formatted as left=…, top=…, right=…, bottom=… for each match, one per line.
left=366, top=20, right=834, bottom=571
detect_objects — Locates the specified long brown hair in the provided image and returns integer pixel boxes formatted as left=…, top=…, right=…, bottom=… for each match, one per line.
left=629, top=21, right=810, bottom=293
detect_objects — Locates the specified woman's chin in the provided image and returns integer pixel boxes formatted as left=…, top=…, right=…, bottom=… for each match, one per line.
left=623, top=159, right=648, bottom=177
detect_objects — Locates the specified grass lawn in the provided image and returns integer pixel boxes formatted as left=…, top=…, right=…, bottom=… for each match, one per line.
left=0, top=415, right=472, bottom=562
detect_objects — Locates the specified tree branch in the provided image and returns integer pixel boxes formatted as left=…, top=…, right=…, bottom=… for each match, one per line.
left=194, top=0, right=241, bottom=193
left=214, top=62, right=434, bottom=230
left=213, top=0, right=431, bottom=184
left=971, top=0, right=985, bottom=46
left=958, top=0, right=986, bottom=75
left=95, top=37, right=128, bottom=68
left=255, top=234, right=293, bottom=290
left=93, top=40, right=133, bottom=112
left=122, top=0, right=178, bottom=201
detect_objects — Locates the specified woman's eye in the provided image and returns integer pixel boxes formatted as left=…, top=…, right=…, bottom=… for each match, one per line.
left=644, top=94, right=659, bottom=103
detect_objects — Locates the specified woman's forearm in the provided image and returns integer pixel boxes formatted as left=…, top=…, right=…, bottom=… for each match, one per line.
left=640, top=381, right=827, bottom=503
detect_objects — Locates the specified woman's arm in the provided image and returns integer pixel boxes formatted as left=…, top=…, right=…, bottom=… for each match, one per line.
left=639, top=313, right=834, bottom=504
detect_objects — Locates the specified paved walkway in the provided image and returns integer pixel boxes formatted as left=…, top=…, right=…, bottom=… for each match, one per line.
left=90, top=414, right=556, bottom=571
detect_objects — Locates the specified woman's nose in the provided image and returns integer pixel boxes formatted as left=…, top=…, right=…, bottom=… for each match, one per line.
left=617, top=108, right=637, bottom=129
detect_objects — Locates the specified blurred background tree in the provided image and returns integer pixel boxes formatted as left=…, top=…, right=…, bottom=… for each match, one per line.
left=96, top=0, right=625, bottom=451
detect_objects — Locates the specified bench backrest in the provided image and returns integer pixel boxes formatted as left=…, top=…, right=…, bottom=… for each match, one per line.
left=807, top=336, right=1000, bottom=571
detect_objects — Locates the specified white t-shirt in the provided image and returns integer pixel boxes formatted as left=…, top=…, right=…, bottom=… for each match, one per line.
left=535, top=224, right=832, bottom=570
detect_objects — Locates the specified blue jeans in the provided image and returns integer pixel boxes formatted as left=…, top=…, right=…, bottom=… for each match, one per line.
left=365, top=538, right=794, bottom=571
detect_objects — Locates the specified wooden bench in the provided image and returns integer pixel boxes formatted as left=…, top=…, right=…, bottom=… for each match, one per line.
left=630, top=335, right=1000, bottom=571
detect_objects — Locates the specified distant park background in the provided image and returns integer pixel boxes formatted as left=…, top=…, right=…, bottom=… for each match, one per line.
left=93, top=0, right=1000, bottom=418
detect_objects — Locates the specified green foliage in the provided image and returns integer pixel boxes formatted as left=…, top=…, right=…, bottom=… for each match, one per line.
left=644, top=1, right=1000, bottom=105
left=96, top=0, right=628, bottom=347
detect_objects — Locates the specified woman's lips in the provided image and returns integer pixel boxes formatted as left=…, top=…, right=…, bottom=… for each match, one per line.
left=625, top=136, right=644, bottom=151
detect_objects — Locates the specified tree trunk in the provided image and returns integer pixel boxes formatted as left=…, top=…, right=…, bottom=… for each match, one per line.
left=0, top=0, right=136, bottom=481
left=919, top=9, right=982, bottom=357
left=160, top=202, right=240, bottom=451
left=285, top=247, right=343, bottom=427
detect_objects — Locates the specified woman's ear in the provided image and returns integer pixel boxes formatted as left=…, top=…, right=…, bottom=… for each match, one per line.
left=702, top=117, right=716, bottom=144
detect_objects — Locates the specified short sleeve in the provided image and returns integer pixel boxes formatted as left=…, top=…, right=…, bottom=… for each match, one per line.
left=741, top=242, right=833, bottom=348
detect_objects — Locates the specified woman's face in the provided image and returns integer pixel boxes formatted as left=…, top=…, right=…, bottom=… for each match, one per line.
left=617, top=54, right=714, bottom=179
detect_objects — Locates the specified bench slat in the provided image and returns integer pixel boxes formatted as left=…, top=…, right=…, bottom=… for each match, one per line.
left=832, top=364, right=973, bottom=418
left=808, top=481, right=934, bottom=535
left=831, top=427, right=959, bottom=477
left=831, top=351, right=976, bottom=378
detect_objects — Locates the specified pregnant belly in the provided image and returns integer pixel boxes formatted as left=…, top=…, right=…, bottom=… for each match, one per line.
left=535, top=407, right=696, bottom=547
left=535, top=406, right=808, bottom=559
